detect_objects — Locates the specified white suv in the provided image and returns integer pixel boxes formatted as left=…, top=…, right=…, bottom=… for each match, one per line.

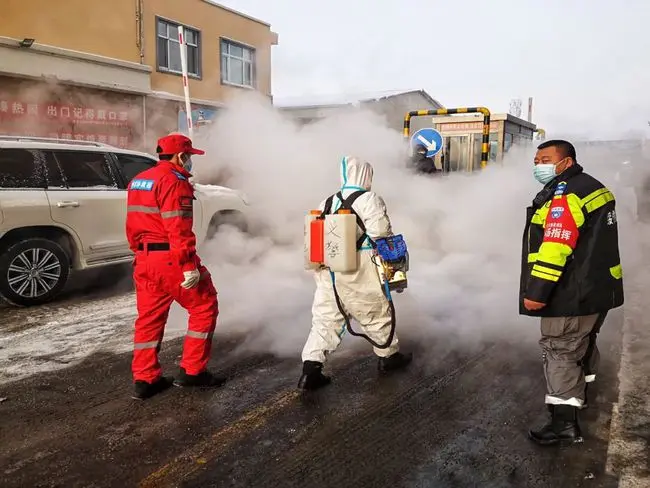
left=0, top=136, right=249, bottom=307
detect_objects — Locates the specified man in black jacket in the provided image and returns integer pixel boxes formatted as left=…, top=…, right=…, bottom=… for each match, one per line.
left=410, top=144, right=440, bottom=174
left=521, top=140, right=624, bottom=446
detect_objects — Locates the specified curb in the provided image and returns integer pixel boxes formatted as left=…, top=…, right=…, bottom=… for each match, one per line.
left=605, top=283, right=650, bottom=486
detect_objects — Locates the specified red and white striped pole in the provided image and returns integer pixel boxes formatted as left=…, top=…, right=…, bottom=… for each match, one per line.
left=177, top=26, right=194, bottom=140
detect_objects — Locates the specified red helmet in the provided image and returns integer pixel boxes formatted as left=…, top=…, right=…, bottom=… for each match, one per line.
left=156, top=133, right=204, bottom=156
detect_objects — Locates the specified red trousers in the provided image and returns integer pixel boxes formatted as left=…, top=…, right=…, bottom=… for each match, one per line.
left=131, top=249, right=218, bottom=383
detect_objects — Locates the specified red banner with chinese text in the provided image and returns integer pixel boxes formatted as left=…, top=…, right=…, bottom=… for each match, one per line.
left=0, top=97, right=139, bottom=149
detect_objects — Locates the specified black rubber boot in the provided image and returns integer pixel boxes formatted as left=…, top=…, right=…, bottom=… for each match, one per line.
left=378, top=351, right=413, bottom=373
left=298, top=361, right=331, bottom=391
left=529, top=404, right=582, bottom=446
left=173, top=368, right=226, bottom=388
left=132, top=376, right=174, bottom=400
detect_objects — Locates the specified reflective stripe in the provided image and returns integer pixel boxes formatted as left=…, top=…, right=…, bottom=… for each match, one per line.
left=533, top=190, right=610, bottom=227
left=531, top=269, right=560, bottom=282
left=134, top=341, right=159, bottom=350
left=531, top=212, right=545, bottom=225
left=610, top=264, right=623, bottom=279
left=545, top=395, right=583, bottom=407
left=186, top=330, right=210, bottom=340
left=566, top=193, right=586, bottom=227
left=537, top=241, right=572, bottom=267
left=533, top=264, right=562, bottom=277
left=527, top=252, right=538, bottom=263
left=581, top=187, right=609, bottom=206
left=127, top=205, right=160, bottom=214
left=581, top=188, right=615, bottom=213
left=161, top=209, right=192, bottom=219
left=585, top=374, right=596, bottom=383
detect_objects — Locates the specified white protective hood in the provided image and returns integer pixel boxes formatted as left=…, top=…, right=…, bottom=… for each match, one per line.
left=340, top=156, right=373, bottom=191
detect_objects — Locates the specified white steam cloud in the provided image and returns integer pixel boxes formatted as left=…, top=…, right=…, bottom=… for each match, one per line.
left=166, top=92, right=647, bottom=362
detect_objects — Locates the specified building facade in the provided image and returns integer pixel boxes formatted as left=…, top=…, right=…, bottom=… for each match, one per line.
left=0, top=0, right=278, bottom=151
left=277, top=90, right=444, bottom=134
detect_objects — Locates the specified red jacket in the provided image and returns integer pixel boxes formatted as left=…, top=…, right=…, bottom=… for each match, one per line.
left=126, top=161, right=198, bottom=272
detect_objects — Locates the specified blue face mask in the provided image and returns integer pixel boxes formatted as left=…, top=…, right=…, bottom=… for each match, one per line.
left=182, top=155, right=193, bottom=173
left=533, top=163, right=557, bottom=184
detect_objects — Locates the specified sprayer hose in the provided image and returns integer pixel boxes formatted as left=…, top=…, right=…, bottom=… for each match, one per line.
left=329, top=270, right=396, bottom=350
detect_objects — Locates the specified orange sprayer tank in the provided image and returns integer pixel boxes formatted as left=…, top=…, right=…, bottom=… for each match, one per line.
left=304, top=211, right=323, bottom=269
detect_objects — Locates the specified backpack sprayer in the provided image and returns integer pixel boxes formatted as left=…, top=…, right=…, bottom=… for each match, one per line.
left=305, top=194, right=409, bottom=349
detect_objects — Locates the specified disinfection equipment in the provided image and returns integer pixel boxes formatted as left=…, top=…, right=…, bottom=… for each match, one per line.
left=304, top=209, right=358, bottom=272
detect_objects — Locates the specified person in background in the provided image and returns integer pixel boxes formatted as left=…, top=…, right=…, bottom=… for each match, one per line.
left=298, top=156, right=413, bottom=391
left=125, top=133, right=225, bottom=400
left=410, top=144, right=440, bottom=174
left=520, top=139, right=624, bottom=445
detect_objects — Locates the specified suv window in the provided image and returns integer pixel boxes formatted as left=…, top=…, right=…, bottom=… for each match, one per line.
left=50, top=151, right=117, bottom=188
left=0, top=148, right=45, bottom=189
left=40, top=152, right=66, bottom=188
left=114, top=154, right=156, bottom=186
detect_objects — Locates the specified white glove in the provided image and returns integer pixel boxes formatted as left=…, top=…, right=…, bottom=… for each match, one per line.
left=180, top=269, right=201, bottom=289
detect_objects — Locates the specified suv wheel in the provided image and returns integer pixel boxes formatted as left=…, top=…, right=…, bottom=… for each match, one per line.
left=0, top=238, right=71, bottom=307
left=207, top=211, right=249, bottom=239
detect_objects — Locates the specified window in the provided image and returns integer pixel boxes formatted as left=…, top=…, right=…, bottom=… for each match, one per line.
left=114, top=154, right=156, bottom=187
left=50, top=151, right=117, bottom=188
left=504, top=133, right=514, bottom=153
left=489, top=132, right=499, bottom=162
left=220, top=39, right=255, bottom=87
left=0, top=149, right=45, bottom=189
left=41, top=152, right=65, bottom=188
left=157, top=18, right=200, bottom=77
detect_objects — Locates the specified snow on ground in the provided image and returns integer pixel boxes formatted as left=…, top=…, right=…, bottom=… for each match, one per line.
left=0, top=292, right=141, bottom=384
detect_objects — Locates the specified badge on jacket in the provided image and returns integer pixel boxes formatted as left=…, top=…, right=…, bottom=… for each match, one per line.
left=131, top=179, right=154, bottom=191
left=179, top=196, right=193, bottom=210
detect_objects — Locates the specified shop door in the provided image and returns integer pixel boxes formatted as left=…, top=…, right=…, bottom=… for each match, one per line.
left=444, top=135, right=471, bottom=172
left=470, top=133, right=486, bottom=172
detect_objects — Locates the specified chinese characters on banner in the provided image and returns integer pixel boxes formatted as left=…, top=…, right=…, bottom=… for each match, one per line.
left=437, top=121, right=500, bottom=132
left=0, top=98, right=137, bottom=148
left=543, top=221, right=573, bottom=241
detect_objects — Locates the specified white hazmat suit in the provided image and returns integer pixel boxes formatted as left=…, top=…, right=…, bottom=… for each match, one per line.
left=301, top=156, right=401, bottom=363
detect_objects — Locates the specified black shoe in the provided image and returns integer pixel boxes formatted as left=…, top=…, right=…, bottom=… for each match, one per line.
left=132, top=376, right=174, bottom=400
left=378, top=352, right=413, bottom=373
left=528, top=404, right=583, bottom=446
left=173, top=368, right=226, bottom=388
left=298, top=361, right=331, bottom=391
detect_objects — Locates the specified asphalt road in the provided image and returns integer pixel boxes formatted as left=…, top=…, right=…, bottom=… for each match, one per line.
left=0, top=288, right=623, bottom=488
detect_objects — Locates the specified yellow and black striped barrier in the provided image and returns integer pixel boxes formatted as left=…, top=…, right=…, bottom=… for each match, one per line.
left=403, top=107, right=492, bottom=169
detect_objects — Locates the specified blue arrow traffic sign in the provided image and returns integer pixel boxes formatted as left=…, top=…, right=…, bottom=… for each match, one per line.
left=410, top=128, right=444, bottom=157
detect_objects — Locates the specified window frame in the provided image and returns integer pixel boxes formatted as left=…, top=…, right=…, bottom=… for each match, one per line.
left=220, top=37, right=256, bottom=89
left=156, top=16, right=202, bottom=79
left=110, top=152, right=158, bottom=190
left=0, top=148, right=47, bottom=190
left=46, top=150, right=121, bottom=191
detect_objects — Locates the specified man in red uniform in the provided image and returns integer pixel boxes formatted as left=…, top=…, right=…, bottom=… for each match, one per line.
left=126, top=133, right=225, bottom=400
